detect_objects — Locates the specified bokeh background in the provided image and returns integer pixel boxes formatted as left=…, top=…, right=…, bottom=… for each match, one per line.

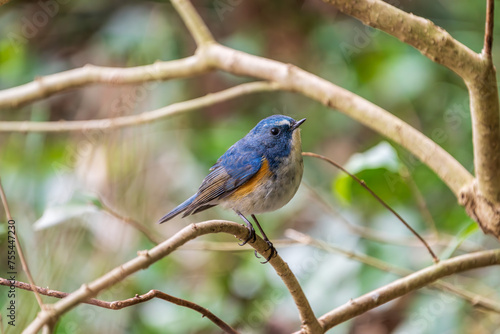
left=1, top=0, right=500, bottom=333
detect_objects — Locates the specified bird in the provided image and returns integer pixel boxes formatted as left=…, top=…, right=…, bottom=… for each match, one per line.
left=158, top=115, right=306, bottom=263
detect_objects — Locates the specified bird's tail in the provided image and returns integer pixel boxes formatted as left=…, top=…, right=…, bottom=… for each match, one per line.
left=157, top=194, right=197, bottom=224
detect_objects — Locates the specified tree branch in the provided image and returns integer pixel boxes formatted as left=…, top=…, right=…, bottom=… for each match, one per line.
left=0, top=82, right=279, bottom=132
left=313, top=248, right=500, bottom=332
left=0, top=56, right=210, bottom=109
left=0, top=278, right=238, bottom=334
left=23, top=221, right=321, bottom=334
left=170, top=0, right=215, bottom=46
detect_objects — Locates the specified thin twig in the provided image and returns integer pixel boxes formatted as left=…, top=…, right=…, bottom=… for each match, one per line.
left=0, top=177, right=44, bottom=308
left=286, top=229, right=500, bottom=314
left=399, top=165, right=439, bottom=238
left=23, top=221, right=322, bottom=334
left=0, top=278, right=238, bottom=334
left=0, top=82, right=279, bottom=132
left=484, top=0, right=495, bottom=57
left=302, top=152, right=439, bottom=263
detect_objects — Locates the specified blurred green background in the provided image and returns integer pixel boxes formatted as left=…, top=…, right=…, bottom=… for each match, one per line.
left=1, top=0, right=500, bottom=333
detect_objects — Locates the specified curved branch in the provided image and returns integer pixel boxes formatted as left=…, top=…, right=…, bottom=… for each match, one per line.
left=0, top=278, right=238, bottom=334
left=0, top=82, right=279, bottom=132
left=321, top=0, right=482, bottom=80
left=313, top=248, right=500, bottom=332
left=23, top=221, right=321, bottom=334
left=0, top=56, right=210, bottom=109
left=205, top=43, right=474, bottom=197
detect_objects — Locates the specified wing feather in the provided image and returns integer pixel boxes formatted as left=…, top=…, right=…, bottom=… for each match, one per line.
left=184, top=150, right=263, bottom=216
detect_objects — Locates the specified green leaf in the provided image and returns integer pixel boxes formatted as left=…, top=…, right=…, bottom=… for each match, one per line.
left=334, top=173, right=353, bottom=204
left=333, top=141, right=400, bottom=204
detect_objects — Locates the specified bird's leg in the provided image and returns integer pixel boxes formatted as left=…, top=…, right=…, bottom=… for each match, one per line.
left=251, top=214, right=277, bottom=264
left=236, top=211, right=256, bottom=246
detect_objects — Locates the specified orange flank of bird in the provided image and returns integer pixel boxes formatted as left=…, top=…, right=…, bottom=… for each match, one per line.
left=230, top=158, right=272, bottom=200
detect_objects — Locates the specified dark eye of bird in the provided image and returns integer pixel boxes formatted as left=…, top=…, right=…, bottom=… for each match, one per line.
left=270, top=127, right=280, bottom=136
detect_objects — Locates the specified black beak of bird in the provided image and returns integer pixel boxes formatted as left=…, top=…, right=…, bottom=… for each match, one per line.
left=291, top=118, right=306, bottom=131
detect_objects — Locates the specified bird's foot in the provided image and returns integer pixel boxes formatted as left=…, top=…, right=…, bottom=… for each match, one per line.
left=238, top=224, right=256, bottom=246
left=255, top=240, right=277, bottom=264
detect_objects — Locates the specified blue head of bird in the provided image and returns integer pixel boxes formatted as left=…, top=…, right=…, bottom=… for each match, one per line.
left=243, top=115, right=306, bottom=166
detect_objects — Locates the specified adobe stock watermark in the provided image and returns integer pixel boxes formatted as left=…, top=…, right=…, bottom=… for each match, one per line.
left=51, top=69, right=161, bottom=189
left=56, top=275, right=129, bottom=333
left=339, top=0, right=412, bottom=62
left=339, top=25, right=380, bottom=62
left=7, top=0, right=70, bottom=53
left=213, top=0, right=243, bottom=21
left=109, top=76, right=162, bottom=116
left=398, top=291, right=457, bottom=333
left=6, top=219, right=17, bottom=327
left=385, top=97, right=470, bottom=192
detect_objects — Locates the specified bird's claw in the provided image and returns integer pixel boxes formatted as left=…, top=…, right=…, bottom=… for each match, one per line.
left=256, top=240, right=277, bottom=264
left=238, top=224, right=256, bottom=246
